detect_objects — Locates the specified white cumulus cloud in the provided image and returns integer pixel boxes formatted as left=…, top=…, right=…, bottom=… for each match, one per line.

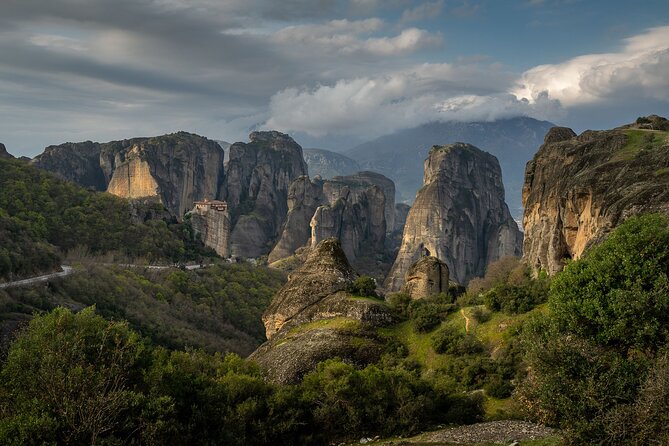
left=513, top=26, right=669, bottom=105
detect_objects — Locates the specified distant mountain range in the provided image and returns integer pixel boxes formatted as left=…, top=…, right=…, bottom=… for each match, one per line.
left=303, top=148, right=360, bottom=179
left=344, top=117, right=555, bottom=219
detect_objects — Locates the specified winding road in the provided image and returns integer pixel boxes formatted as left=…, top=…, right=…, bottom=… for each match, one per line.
left=0, top=266, right=74, bottom=289
left=0, top=263, right=212, bottom=290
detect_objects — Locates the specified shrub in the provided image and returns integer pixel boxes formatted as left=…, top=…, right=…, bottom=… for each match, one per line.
left=347, top=276, right=378, bottom=297
left=520, top=214, right=669, bottom=443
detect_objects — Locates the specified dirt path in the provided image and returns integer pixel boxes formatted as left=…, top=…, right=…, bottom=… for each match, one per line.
left=374, top=420, right=558, bottom=445
left=461, top=308, right=471, bottom=333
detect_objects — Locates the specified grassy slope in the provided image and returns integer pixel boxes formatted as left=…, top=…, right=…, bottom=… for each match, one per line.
left=614, top=129, right=669, bottom=161
left=380, top=304, right=547, bottom=420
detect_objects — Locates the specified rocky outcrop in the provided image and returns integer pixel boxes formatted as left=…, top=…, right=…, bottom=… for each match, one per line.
left=311, top=178, right=386, bottom=261
left=401, top=256, right=450, bottom=299
left=522, top=117, right=669, bottom=275
left=32, top=132, right=226, bottom=218
left=32, top=141, right=107, bottom=189
left=250, top=238, right=394, bottom=384
left=188, top=201, right=231, bottom=257
left=0, top=143, right=14, bottom=159
left=267, top=176, right=325, bottom=264
left=385, top=143, right=522, bottom=288
left=224, top=131, right=308, bottom=258
left=331, top=171, right=396, bottom=234
left=303, top=148, right=361, bottom=179
left=268, top=171, right=394, bottom=266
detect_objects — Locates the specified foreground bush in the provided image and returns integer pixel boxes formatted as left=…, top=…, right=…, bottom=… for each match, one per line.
left=0, top=307, right=484, bottom=445
left=520, top=214, right=669, bottom=444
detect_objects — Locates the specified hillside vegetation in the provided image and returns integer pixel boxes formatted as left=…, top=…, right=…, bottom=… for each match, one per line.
left=0, top=157, right=215, bottom=281
left=0, top=263, right=286, bottom=355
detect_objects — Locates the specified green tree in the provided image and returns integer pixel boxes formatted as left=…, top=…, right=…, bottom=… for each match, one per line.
left=521, top=214, right=669, bottom=443
left=0, top=307, right=148, bottom=445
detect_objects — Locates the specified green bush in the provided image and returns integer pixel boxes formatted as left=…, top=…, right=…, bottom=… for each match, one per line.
left=521, top=214, right=669, bottom=443
left=347, top=276, right=378, bottom=297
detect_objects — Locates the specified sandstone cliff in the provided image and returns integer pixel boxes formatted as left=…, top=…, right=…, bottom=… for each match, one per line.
left=224, top=131, right=308, bottom=258
left=522, top=117, right=669, bottom=274
left=32, top=132, right=226, bottom=218
left=188, top=201, right=231, bottom=257
left=250, top=238, right=394, bottom=384
left=268, top=171, right=394, bottom=267
left=401, top=256, right=450, bottom=299
left=267, top=176, right=325, bottom=264
left=385, top=143, right=522, bottom=288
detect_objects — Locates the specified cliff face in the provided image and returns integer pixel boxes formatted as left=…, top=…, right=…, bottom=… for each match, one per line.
left=268, top=171, right=394, bottom=266
left=33, top=132, right=226, bottom=218
left=250, top=238, right=394, bottom=384
left=522, top=117, right=669, bottom=275
left=188, top=204, right=231, bottom=257
left=267, top=176, right=325, bottom=264
left=32, top=141, right=106, bottom=189
left=224, top=131, right=308, bottom=258
left=385, top=143, right=522, bottom=288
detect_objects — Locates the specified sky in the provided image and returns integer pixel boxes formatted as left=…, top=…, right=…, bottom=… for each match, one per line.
left=1, top=0, right=668, bottom=156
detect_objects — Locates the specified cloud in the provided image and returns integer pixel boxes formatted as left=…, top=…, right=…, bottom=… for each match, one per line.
left=272, top=19, right=442, bottom=56
left=513, top=26, right=669, bottom=105
left=400, top=1, right=443, bottom=23
left=264, top=63, right=558, bottom=138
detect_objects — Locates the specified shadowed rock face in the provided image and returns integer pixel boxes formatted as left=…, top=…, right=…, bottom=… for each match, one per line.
left=32, top=132, right=226, bottom=218
left=523, top=117, right=669, bottom=275
left=268, top=171, right=394, bottom=265
left=401, top=256, right=449, bottom=299
left=268, top=176, right=325, bottom=264
left=252, top=238, right=394, bottom=384
left=263, top=238, right=357, bottom=340
left=0, top=143, right=13, bottom=159
left=225, top=131, right=308, bottom=258
left=385, top=143, right=522, bottom=289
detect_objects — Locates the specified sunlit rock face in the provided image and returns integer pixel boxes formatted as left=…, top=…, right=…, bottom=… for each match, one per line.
left=385, top=142, right=522, bottom=289
left=32, top=132, right=226, bottom=219
left=523, top=117, right=669, bottom=275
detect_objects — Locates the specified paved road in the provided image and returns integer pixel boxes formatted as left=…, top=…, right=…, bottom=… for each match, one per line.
left=0, top=266, right=74, bottom=289
left=0, top=263, right=212, bottom=290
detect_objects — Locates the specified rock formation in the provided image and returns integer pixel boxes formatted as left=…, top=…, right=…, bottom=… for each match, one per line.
left=400, top=256, right=450, bottom=299
left=188, top=200, right=231, bottom=257
left=32, top=132, right=226, bottom=218
left=223, top=131, right=308, bottom=258
left=268, top=171, right=395, bottom=266
left=0, top=143, right=14, bottom=159
left=311, top=178, right=386, bottom=262
left=522, top=117, right=669, bottom=274
left=303, top=148, right=361, bottom=179
left=267, top=176, right=325, bottom=264
left=385, top=143, right=522, bottom=289
left=250, top=238, right=394, bottom=384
